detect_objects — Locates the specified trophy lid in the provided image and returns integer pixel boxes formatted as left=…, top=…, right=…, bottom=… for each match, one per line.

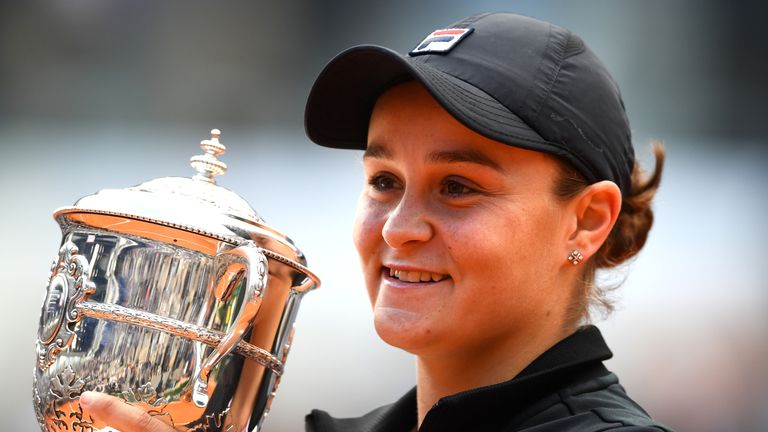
left=54, top=129, right=302, bottom=259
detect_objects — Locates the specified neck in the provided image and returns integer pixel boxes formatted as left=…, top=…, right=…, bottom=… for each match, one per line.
left=414, top=323, right=573, bottom=427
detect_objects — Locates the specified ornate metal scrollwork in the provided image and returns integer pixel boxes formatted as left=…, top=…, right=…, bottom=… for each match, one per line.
left=187, top=408, right=233, bottom=432
left=36, top=364, right=95, bottom=432
left=36, top=241, right=96, bottom=371
left=121, top=382, right=170, bottom=408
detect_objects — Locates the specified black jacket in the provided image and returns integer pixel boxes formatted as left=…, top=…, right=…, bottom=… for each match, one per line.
left=305, top=326, right=673, bottom=431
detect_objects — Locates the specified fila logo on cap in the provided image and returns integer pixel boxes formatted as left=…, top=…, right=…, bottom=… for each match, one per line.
left=409, top=28, right=474, bottom=56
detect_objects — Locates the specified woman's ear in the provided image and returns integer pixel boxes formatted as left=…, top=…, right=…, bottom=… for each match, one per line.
left=565, top=180, right=622, bottom=262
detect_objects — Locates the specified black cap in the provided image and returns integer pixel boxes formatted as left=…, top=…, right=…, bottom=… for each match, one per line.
left=305, top=12, right=635, bottom=195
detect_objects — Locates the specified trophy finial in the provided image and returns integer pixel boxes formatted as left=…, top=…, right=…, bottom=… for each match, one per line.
left=190, top=128, right=228, bottom=184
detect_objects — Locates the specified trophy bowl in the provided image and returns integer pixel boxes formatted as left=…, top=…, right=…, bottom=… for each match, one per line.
left=33, top=129, right=320, bottom=431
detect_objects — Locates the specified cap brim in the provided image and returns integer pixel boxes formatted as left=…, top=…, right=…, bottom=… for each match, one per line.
left=305, top=45, right=551, bottom=151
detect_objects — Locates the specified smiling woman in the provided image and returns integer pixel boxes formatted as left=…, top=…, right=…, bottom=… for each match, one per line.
left=82, top=11, right=671, bottom=432
left=343, top=80, right=649, bottom=431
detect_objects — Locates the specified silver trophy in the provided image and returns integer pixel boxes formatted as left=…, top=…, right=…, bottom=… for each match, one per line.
left=33, top=129, right=320, bottom=431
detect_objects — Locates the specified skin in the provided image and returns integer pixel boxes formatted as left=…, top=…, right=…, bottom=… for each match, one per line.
left=81, top=81, right=621, bottom=430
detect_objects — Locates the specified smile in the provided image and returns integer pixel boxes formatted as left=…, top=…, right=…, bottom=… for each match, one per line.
left=387, top=267, right=449, bottom=283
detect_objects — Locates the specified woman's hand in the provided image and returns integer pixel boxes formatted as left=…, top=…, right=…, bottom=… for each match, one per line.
left=80, top=391, right=175, bottom=432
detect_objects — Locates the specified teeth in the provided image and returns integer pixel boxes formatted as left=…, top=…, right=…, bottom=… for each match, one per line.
left=388, top=268, right=446, bottom=283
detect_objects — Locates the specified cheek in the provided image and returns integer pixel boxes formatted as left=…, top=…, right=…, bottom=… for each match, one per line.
left=352, top=198, right=382, bottom=258
left=353, top=200, right=390, bottom=307
left=444, top=202, right=559, bottom=285
left=352, top=197, right=391, bottom=288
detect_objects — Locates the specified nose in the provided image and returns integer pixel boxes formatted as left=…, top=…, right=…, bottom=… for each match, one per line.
left=381, top=191, right=434, bottom=248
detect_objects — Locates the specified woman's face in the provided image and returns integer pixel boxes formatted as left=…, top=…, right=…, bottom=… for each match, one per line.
left=353, top=81, right=576, bottom=357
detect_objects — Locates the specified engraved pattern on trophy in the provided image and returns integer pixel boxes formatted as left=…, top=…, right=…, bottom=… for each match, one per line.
left=37, top=241, right=97, bottom=371
left=187, top=408, right=233, bottom=432
left=34, top=386, right=46, bottom=431
left=33, top=129, right=321, bottom=431
left=33, top=363, right=94, bottom=432
left=122, top=382, right=171, bottom=407
left=35, top=362, right=184, bottom=432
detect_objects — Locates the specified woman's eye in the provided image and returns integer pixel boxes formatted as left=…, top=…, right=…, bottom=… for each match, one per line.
left=368, top=174, right=399, bottom=192
left=442, top=179, right=476, bottom=197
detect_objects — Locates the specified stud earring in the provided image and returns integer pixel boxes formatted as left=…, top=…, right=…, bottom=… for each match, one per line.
left=567, top=250, right=584, bottom=265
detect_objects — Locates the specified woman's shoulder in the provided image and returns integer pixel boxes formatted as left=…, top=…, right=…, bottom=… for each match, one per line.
left=305, top=387, right=417, bottom=432
left=513, top=371, right=674, bottom=432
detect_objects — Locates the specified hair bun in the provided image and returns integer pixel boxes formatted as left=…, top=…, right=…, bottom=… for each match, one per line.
left=597, top=140, right=665, bottom=269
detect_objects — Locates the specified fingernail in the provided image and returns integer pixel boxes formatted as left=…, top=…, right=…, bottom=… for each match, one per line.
left=80, top=391, right=93, bottom=408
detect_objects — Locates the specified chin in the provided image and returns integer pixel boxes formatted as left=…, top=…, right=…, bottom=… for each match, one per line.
left=372, top=307, right=437, bottom=354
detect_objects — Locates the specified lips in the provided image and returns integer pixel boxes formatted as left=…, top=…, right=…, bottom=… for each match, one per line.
left=386, top=267, right=448, bottom=283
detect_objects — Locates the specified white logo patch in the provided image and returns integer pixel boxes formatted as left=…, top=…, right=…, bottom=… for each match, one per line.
left=409, top=28, right=474, bottom=56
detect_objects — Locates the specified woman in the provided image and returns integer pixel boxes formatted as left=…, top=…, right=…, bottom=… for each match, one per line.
left=82, top=12, right=670, bottom=431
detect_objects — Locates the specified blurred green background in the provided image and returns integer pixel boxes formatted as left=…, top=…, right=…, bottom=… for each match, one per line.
left=2, top=1, right=766, bottom=431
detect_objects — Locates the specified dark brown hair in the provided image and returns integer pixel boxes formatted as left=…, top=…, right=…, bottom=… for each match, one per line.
left=554, top=141, right=666, bottom=323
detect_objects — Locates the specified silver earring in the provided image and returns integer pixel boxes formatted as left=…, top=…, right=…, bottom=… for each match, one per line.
left=568, top=250, right=584, bottom=265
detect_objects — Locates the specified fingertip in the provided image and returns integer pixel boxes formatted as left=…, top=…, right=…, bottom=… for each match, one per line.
left=80, top=391, right=94, bottom=409
left=81, top=391, right=113, bottom=414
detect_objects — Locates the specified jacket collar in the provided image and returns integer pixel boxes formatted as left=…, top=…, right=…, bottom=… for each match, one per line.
left=420, top=325, right=612, bottom=430
left=306, top=325, right=612, bottom=432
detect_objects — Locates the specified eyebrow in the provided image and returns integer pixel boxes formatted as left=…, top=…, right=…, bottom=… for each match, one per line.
left=427, top=148, right=504, bottom=172
left=363, top=143, right=392, bottom=159
left=365, top=142, right=504, bottom=173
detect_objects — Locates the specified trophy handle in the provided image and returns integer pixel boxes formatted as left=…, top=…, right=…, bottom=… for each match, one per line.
left=192, top=240, right=268, bottom=407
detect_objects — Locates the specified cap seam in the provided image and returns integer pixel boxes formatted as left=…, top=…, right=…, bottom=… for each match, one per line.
left=517, top=23, right=553, bottom=117
left=530, top=26, right=569, bottom=128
